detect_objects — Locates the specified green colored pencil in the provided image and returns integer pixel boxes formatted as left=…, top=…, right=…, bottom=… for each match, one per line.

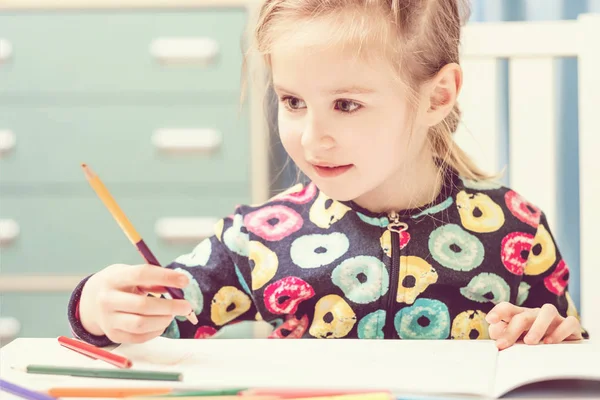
left=156, top=388, right=248, bottom=397
left=19, top=364, right=182, bottom=381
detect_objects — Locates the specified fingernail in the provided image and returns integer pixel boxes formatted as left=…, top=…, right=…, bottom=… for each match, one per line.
left=177, top=275, right=189, bottom=286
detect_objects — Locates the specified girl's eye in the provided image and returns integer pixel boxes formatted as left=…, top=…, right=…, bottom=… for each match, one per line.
left=281, top=96, right=306, bottom=110
left=335, top=99, right=361, bottom=113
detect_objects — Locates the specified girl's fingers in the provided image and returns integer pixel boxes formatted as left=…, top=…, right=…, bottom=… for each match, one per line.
left=496, top=309, right=537, bottom=350
left=99, top=290, right=192, bottom=317
left=523, top=304, right=559, bottom=345
left=488, top=320, right=508, bottom=340
left=544, top=316, right=583, bottom=344
left=106, top=328, right=167, bottom=344
left=486, top=302, right=525, bottom=324
left=110, top=312, right=174, bottom=335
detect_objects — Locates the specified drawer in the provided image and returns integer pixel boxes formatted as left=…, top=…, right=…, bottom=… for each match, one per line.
left=0, top=190, right=249, bottom=275
left=0, top=292, right=72, bottom=338
left=0, top=103, right=251, bottom=185
left=0, top=10, right=247, bottom=94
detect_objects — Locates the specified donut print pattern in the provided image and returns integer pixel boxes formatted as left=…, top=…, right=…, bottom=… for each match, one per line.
left=395, top=298, right=450, bottom=339
left=397, top=256, right=438, bottom=304
left=272, top=182, right=318, bottom=204
left=92, top=171, right=584, bottom=346
left=380, top=230, right=410, bottom=257
left=451, top=310, right=489, bottom=340
left=249, top=241, right=279, bottom=290
left=331, top=256, right=389, bottom=304
left=460, top=273, right=511, bottom=304
left=174, top=238, right=212, bottom=267
left=456, top=191, right=505, bottom=233
left=309, top=192, right=351, bottom=229
left=357, top=309, right=386, bottom=339
left=428, top=224, right=484, bottom=272
left=291, top=233, right=349, bottom=269
left=505, top=190, right=541, bottom=228
left=309, top=294, right=357, bottom=338
left=211, top=286, right=252, bottom=326
left=263, top=276, right=315, bottom=315
left=501, top=232, right=534, bottom=275
left=244, top=205, right=303, bottom=241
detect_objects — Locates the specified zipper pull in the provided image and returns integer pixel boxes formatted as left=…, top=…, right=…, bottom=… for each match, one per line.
left=387, top=211, right=408, bottom=233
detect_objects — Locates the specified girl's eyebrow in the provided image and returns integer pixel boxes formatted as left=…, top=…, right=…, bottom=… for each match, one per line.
left=273, top=84, right=375, bottom=96
left=327, top=86, right=376, bottom=95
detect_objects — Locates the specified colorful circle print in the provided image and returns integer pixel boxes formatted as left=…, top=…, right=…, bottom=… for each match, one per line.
left=357, top=309, right=386, bottom=339
left=244, top=205, right=303, bottom=241
left=263, top=276, right=315, bottom=315
left=248, top=241, right=279, bottom=290
left=501, top=232, right=534, bottom=275
left=456, top=191, right=505, bottom=233
left=524, top=224, right=557, bottom=276
left=309, top=192, right=351, bottom=229
left=331, top=256, right=389, bottom=304
left=450, top=310, right=489, bottom=340
left=505, top=190, right=541, bottom=228
left=395, top=298, right=450, bottom=339
left=544, top=259, right=569, bottom=295
left=428, top=224, right=484, bottom=271
left=460, top=273, right=510, bottom=304
left=210, top=286, right=252, bottom=326
left=396, top=256, right=438, bottom=305
left=290, top=232, right=350, bottom=269
left=269, top=314, right=310, bottom=339
left=272, top=182, right=318, bottom=204
left=309, top=294, right=357, bottom=338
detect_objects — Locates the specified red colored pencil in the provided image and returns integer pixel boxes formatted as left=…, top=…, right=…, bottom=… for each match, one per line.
left=58, top=336, right=132, bottom=369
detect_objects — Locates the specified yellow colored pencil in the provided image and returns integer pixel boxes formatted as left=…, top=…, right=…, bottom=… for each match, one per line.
left=81, top=163, right=197, bottom=325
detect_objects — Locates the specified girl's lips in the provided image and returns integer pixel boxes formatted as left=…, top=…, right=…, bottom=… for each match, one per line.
left=312, top=164, right=354, bottom=178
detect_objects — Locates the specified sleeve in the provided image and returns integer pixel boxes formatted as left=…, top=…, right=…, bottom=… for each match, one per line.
left=519, top=212, right=589, bottom=339
left=66, top=207, right=258, bottom=344
left=162, top=210, right=258, bottom=339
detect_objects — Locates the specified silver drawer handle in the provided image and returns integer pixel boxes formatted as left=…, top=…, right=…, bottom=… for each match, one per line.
left=0, top=219, right=20, bottom=246
left=149, top=38, right=219, bottom=65
left=0, top=39, right=12, bottom=63
left=0, top=130, right=16, bottom=156
left=152, top=129, right=222, bottom=153
left=155, top=217, right=218, bottom=243
left=0, top=317, right=21, bottom=340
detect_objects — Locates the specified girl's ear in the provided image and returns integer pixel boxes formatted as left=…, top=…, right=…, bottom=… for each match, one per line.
left=423, top=63, right=462, bottom=127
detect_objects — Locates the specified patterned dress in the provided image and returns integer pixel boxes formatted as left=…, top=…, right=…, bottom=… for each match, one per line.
left=68, top=169, right=587, bottom=345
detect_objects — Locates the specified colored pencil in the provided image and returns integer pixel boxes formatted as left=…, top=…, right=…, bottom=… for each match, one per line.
left=286, top=393, right=392, bottom=400
left=58, top=335, right=133, bottom=368
left=47, top=387, right=173, bottom=398
left=148, top=388, right=247, bottom=397
left=133, top=397, right=279, bottom=400
left=0, top=378, right=57, bottom=400
left=19, top=364, right=182, bottom=381
left=240, top=389, right=390, bottom=398
left=81, top=163, right=198, bottom=325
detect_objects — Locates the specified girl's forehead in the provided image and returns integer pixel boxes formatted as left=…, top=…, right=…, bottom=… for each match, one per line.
left=270, top=44, right=400, bottom=92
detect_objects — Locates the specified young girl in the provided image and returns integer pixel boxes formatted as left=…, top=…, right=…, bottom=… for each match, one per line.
left=69, top=0, right=588, bottom=349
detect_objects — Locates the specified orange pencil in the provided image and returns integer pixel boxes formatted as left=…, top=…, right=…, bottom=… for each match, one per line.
left=81, top=163, right=197, bottom=325
left=47, top=387, right=173, bottom=398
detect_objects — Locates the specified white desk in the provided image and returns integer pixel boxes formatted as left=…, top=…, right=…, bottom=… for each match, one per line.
left=1, top=338, right=599, bottom=400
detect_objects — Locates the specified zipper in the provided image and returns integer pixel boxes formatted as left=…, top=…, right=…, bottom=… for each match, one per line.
left=385, top=211, right=408, bottom=339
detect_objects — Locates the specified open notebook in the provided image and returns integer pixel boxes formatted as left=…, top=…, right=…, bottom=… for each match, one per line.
left=1, top=336, right=599, bottom=399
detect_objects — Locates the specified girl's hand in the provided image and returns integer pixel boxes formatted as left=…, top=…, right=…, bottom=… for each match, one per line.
left=78, top=264, right=194, bottom=344
left=486, top=302, right=583, bottom=350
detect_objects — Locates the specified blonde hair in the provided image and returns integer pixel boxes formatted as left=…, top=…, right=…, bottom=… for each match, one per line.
left=245, top=0, right=492, bottom=182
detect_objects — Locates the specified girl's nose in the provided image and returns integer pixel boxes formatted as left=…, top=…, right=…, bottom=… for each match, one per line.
left=301, top=116, right=335, bottom=151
